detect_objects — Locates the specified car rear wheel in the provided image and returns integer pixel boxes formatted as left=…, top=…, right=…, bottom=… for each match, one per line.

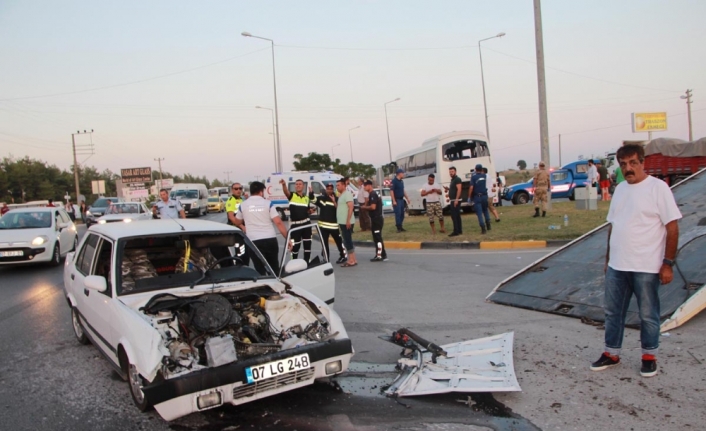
left=71, top=308, right=90, bottom=345
left=50, top=243, right=61, bottom=266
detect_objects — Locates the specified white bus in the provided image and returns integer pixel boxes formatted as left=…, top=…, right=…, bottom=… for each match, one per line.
left=391, top=130, right=496, bottom=214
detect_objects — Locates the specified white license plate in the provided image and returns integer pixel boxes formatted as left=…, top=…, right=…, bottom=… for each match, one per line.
left=0, top=251, right=23, bottom=257
left=245, top=353, right=310, bottom=384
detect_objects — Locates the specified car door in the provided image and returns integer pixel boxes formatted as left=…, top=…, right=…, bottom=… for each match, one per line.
left=550, top=171, right=571, bottom=198
left=279, top=224, right=335, bottom=306
left=56, top=209, right=74, bottom=252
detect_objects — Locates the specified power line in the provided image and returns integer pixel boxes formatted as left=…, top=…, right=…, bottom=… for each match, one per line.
left=277, top=44, right=474, bottom=51
left=0, top=47, right=270, bottom=102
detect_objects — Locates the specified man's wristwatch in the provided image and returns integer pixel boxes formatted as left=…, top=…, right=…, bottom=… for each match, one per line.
left=662, top=258, right=675, bottom=267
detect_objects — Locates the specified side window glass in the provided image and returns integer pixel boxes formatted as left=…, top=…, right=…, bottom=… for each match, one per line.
left=576, top=164, right=588, bottom=174
left=76, top=234, right=100, bottom=275
left=92, top=239, right=113, bottom=296
left=311, top=182, right=324, bottom=194
left=288, top=182, right=307, bottom=193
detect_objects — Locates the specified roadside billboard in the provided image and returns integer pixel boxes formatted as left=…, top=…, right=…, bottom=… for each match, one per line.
left=120, top=167, right=152, bottom=184
left=155, top=178, right=174, bottom=189
left=632, top=112, right=667, bottom=133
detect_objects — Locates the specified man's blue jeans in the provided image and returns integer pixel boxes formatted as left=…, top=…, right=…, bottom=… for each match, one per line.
left=472, top=195, right=490, bottom=228
left=393, top=200, right=406, bottom=229
left=604, top=267, right=661, bottom=356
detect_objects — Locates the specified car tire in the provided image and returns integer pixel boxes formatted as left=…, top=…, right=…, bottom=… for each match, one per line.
left=568, top=189, right=576, bottom=201
left=71, top=308, right=90, bottom=345
left=123, top=352, right=151, bottom=412
left=50, top=243, right=61, bottom=266
left=514, top=192, right=530, bottom=205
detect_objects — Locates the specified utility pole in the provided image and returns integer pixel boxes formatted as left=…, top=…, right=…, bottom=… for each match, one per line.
left=681, top=89, right=693, bottom=141
left=154, top=158, right=165, bottom=181
left=533, top=0, right=550, bottom=167
left=224, top=171, right=233, bottom=183
left=71, top=129, right=94, bottom=204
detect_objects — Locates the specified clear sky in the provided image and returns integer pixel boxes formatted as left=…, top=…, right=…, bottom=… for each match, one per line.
left=1, top=0, right=704, bottom=183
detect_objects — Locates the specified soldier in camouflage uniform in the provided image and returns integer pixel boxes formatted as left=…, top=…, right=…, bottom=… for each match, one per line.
left=532, top=161, right=550, bottom=218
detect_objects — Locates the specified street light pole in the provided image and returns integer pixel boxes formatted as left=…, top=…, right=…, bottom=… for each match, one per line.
left=242, top=32, right=282, bottom=172
left=533, top=0, right=551, bottom=167
left=478, top=32, right=505, bottom=142
left=154, top=158, right=164, bottom=181
left=331, top=144, right=341, bottom=160
left=223, top=171, right=233, bottom=182
left=71, top=129, right=94, bottom=204
left=681, top=89, right=693, bottom=141
left=348, top=126, right=360, bottom=162
left=384, top=98, right=400, bottom=163
left=256, top=106, right=278, bottom=171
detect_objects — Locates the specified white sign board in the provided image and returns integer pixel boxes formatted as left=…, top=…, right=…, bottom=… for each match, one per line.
left=155, top=178, right=174, bottom=189
left=91, top=180, right=106, bottom=194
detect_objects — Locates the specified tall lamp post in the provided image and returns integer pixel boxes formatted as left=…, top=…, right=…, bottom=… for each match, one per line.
left=71, top=129, right=94, bottom=205
left=681, top=89, right=693, bottom=141
left=242, top=31, right=282, bottom=172
left=256, top=106, right=278, bottom=171
left=384, top=98, right=400, bottom=163
left=348, top=126, right=360, bottom=162
left=331, top=144, right=341, bottom=160
left=478, top=32, right=505, bottom=142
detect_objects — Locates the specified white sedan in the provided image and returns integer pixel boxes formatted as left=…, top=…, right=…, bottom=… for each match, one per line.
left=0, top=207, right=78, bottom=266
left=63, top=219, right=352, bottom=421
left=96, top=202, right=153, bottom=225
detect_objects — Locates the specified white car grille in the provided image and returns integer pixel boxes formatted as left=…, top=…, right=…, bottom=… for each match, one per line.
left=232, top=367, right=314, bottom=399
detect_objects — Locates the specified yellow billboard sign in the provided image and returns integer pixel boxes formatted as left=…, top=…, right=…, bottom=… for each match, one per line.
left=632, top=112, right=667, bottom=132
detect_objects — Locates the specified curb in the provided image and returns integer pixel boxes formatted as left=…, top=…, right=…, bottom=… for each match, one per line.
left=351, top=239, right=573, bottom=250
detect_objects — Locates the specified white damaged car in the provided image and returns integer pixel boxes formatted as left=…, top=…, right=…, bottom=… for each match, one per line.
left=63, top=219, right=352, bottom=421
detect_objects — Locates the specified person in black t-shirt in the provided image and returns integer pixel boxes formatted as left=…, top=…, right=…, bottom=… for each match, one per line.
left=361, top=180, right=387, bottom=262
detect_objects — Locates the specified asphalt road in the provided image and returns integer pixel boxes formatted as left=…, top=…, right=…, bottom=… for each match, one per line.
left=0, top=212, right=704, bottom=430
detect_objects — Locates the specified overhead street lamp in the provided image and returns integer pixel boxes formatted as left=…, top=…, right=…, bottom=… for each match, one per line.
left=384, top=98, right=400, bottom=163
left=331, top=144, right=341, bottom=160
left=348, top=126, right=360, bottom=162
left=242, top=31, right=282, bottom=172
left=256, top=106, right=278, bottom=171
left=478, top=32, right=505, bottom=143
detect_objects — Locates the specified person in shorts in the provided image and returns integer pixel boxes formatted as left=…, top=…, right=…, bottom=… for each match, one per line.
left=421, top=174, right=445, bottom=234
left=597, top=161, right=611, bottom=201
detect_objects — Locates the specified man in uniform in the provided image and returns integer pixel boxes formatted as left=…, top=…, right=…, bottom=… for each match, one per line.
left=234, top=181, right=289, bottom=275
left=532, top=161, right=550, bottom=218
left=444, top=166, right=463, bottom=236
left=421, top=173, right=445, bottom=234
left=281, top=178, right=315, bottom=262
left=469, top=164, right=491, bottom=234
left=390, top=169, right=409, bottom=233
left=311, top=183, right=347, bottom=264
left=152, top=189, right=186, bottom=219
left=226, top=182, right=248, bottom=265
left=361, top=180, right=387, bottom=262
left=226, top=183, right=245, bottom=225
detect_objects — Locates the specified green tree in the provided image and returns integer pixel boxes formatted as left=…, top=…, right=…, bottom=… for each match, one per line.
left=293, top=152, right=338, bottom=171
left=517, top=160, right=527, bottom=170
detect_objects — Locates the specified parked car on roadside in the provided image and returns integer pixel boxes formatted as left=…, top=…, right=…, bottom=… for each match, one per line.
left=63, top=219, right=352, bottom=421
left=207, top=197, right=225, bottom=213
left=0, top=206, right=77, bottom=266
left=96, top=202, right=152, bottom=225
left=85, top=197, right=122, bottom=226
left=375, top=188, right=394, bottom=213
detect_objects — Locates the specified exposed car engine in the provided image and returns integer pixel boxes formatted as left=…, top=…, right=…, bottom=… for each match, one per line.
left=140, top=288, right=336, bottom=377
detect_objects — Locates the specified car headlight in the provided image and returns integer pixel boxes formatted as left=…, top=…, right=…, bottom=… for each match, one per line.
left=32, top=236, right=49, bottom=246
left=192, top=203, right=199, bottom=208
left=98, top=219, right=107, bottom=224
left=123, top=218, right=132, bottom=223
left=86, top=210, right=93, bottom=216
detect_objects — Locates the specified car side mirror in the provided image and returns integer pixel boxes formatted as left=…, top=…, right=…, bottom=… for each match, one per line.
left=283, top=259, right=307, bottom=276
left=85, top=275, right=108, bottom=292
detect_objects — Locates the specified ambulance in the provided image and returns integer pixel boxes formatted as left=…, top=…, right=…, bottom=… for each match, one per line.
left=264, top=171, right=359, bottom=220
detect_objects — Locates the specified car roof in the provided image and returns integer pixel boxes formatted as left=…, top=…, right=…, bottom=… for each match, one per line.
left=88, top=219, right=240, bottom=239
left=8, top=207, right=56, bottom=213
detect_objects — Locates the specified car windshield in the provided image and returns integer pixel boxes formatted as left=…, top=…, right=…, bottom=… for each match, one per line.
left=378, top=189, right=391, bottom=197
left=208, top=197, right=219, bottom=203
left=0, top=211, right=52, bottom=229
left=91, top=198, right=115, bottom=208
left=106, top=203, right=139, bottom=214
left=171, top=190, right=199, bottom=199
left=118, top=232, right=275, bottom=295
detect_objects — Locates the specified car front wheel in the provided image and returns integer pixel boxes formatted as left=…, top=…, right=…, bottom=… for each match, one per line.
left=71, top=308, right=90, bottom=345
left=514, top=192, right=530, bottom=205
left=125, top=357, right=151, bottom=412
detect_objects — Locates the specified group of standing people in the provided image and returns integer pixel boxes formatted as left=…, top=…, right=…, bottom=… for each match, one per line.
left=587, top=159, right=612, bottom=201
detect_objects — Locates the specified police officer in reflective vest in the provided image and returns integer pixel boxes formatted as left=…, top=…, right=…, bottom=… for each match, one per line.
left=532, top=161, right=550, bottom=217
left=469, top=163, right=491, bottom=234
left=281, top=178, right=316, bottom=262
left=226, top=182, right=248, bottom=264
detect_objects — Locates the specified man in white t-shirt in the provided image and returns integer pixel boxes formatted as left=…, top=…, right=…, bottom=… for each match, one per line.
left=587, top=159, right=598, bottom=188
left=234, top=181, right=289, bottom=275
left=420, top=174, right=445, bottom=234
left=590, top=144, right=681, bottom=378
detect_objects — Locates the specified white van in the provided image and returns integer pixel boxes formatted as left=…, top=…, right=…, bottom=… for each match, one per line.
left=169, top=183, right=209, bottom=217
left=264, top=171, right=359, bottom=220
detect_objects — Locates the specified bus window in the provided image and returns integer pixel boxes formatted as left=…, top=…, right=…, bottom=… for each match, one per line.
left=442, top=140, right=489, bottom=161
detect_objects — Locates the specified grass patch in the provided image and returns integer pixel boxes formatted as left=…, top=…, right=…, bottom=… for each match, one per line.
left=353, top=201, right=609, bottom=243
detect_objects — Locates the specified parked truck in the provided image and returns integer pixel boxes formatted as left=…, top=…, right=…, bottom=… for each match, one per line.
left=607, top=137, right=706, bottom=186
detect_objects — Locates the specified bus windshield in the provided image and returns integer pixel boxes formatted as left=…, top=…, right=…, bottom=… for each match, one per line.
left=442, top=139, right=489, bottom=161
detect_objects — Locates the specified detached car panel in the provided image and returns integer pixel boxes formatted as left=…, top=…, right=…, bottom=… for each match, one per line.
left=63, top=220, right=352, bottom=421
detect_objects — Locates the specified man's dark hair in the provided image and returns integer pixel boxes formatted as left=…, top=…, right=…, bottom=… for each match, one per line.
left=588, top=159, right=594, bottom=165
left=449, top=166, right=456, bottom=171
left=337, top=178, right=347, bottom=185
left=48, top=199, right=53, bottom=204
left=250, top=181, right=265, bottom=195
left=616, top=144, right=645, bottom=163
left=159, top=188, right=168, bottom=194
left=428, top=173, right=435, bottom=178
left=364, top=180, right=373, bottom=186
left=482, top=168, right=488, bottom=174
